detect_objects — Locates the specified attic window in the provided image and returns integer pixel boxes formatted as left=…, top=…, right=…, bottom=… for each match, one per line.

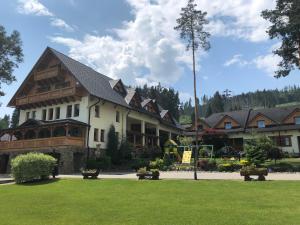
left=224, top=122, right=232, bottom=129
left=113, top=82, right=126, bottom=96
left=295, top=117, right=300, bottom=125
left=257, top=120, right=265, bottom=128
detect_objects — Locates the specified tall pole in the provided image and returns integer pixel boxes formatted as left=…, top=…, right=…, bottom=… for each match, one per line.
left=192, top=24, right=198, bottom=180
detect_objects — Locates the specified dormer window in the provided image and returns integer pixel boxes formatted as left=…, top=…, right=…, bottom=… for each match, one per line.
left=224, top=122, right=232, bottom=129
left=257, top=120, right=265, bottom=128
left=295, top=117, right=300, bottom=125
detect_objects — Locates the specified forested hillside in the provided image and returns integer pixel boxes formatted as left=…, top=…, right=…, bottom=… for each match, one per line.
left=180, top=85, right=300, bottom=124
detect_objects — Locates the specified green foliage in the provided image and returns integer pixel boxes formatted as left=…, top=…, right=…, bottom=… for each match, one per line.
left=0, top=114, right=10, bottom=129
left=267, top=147, right=284, bottom=164
left=177, top=136, right=193, bottom=146
left=119, top=140, right=133, bottom=160
left=11, top=153, right=56, bottom=184
left=106, top=125, right=120, bottom=164
left=245, top=137, right=273, bottom=166
left=136, top=83, right=180, bottom=120
left=10, top=108, right=20, bottom=128
left=130, top=158, right=150, bottom=171
left=86, top=156, right=111, bottom=170
left=137, top=167, right=147, bottom=174
left=198, top=159, right=217, bottom=171
left=261, top=0, right=300, bottom=77
left=149, top=158, right=164, bottom=170
left=0, top=25, right=23, bottom=96
left=217, top=163, right=241, bottom=172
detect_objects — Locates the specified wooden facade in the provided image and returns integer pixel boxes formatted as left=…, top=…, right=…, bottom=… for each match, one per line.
left=248, top=113, right=276, bottom=128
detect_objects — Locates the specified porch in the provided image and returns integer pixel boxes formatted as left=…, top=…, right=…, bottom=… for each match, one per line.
left=0, top=119, right=88, bottom=151
left=126, top=117, right=177, bottom=148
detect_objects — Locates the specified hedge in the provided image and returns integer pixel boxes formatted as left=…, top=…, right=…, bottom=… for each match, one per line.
left=11, top=153, right=56, bottom=184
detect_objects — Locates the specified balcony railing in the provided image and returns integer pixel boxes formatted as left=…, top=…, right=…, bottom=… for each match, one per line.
left=15, top=87, right=76, bottom=106
left=0, top=136, right=84, bottom=151
left=34, top=67, right=60, bottom=81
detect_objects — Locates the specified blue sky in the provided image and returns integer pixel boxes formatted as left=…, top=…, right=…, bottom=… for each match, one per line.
left=0, top=0, right=300, bottom=118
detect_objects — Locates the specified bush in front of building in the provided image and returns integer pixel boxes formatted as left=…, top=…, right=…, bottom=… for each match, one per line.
left=245, top=136, right=272, bottom=166
left=11, top=153, right=56, bottom=184
left=86, top=156, right=111, bottom=170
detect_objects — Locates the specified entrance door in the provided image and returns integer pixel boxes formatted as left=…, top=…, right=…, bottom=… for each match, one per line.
left=0, top=154, right=9, bottom=174
left=297, top=136, right=300, bottom=153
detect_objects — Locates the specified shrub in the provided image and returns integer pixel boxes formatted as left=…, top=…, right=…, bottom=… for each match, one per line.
left=267, top=147, right=284, bottom=164
left=150, top=169, right=160, bottom=180
left=217, top=162, right=241, bottom=172
left=86, top=156, right=111, bottom=170
left=11, top=153, right=56, bottom=184
left=119, top=140, right=133, bottom=160
left=149, top=158, right=164, bottom=170
left=130, top=158, right=150, bottom=171
left=245, top=137, right=272, bottom=166
left=239, top=159, right=250, bottom=166
left=268, top=162, right=299, bottom=172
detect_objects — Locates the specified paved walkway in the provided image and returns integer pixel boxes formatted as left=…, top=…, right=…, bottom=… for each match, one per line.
left=2, top=172, right=300, bottom=182
left=60, top=171, right=300, bottom=180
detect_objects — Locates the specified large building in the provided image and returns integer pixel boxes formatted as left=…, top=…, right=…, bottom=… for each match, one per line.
left=186, top=107, right=300, bottom=155
left=0, top=47, right=182, bottom=173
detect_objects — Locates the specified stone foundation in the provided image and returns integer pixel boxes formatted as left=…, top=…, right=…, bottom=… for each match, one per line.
left=0, top=147, right=88, bottom=174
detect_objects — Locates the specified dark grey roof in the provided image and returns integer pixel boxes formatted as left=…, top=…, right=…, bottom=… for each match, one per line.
left=50, top=48, right=129, bottom=108
left=205, top=110, right=249, bottom=127
left=248, top=107, right=297, bottom=123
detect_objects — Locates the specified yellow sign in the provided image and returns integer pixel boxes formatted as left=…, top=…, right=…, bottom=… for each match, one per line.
left=182, top=150, right=192, bottom=164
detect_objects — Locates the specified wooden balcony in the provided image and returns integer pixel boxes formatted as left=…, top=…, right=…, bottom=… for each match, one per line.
left=34, top=67, right=60, bottom=81
left=0, top=136, right=84, bottom=151
left=15, top=87, right=76, bottom=107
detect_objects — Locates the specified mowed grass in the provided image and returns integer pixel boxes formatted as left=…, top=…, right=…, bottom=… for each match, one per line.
left=1, top=179, right=300, bottom=225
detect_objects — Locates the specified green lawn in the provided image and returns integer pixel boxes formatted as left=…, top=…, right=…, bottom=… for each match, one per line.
left=1, top=179, right=300, bottom=225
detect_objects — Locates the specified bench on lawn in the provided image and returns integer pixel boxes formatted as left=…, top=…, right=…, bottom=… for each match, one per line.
left=136, top=171, right=159, bottom=180
left=81, top=169, right=100, bottom=179
left=240, top=167, right=268, bottom=181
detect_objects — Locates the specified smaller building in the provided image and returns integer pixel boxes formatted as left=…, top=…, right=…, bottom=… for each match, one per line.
left=186, top=107, right=300, bottom=155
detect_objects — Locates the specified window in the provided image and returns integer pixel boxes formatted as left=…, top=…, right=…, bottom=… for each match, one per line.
left=42, top=109, right=47, bottom=120
left=224, top=122, right=232, bottom=129
left=74, top=104, right=80, bottom=117
left=100, top=129, right=105, bottom=142
left=55, top=107, right=60, bottom=120
left=26, top=112, right=30, bottom=121
left=295, top=117, right=300, bottom=125
left=94, top=128, right=99, bottom=142
left=66, top=105, right=72, bottom=118
left=48, top=108, right=54, bottom=120
left=257, top=120, right=265, bottom=128
left=31, top=111, right=36, bottom=119
left=116, top=111, right=120, bottom=123
left=95, top=105, right=100, bottom=118
left=270, top=136, right=292, bottom=147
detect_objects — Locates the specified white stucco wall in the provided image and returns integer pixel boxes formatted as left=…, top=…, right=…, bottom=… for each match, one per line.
left=19, top=96, right=90, bottom=124
left=228, top=130, right=300, bottom=154
left=88, top=98, right=128, bottom=149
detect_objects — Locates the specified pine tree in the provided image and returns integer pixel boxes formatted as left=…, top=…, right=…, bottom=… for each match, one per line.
left=174, top=0, right=210, bottom=180
left=10, top=108, right=20, bottom=128
left=106, top=125, right=120, bottom=164
left=262, top=0, right=300, bottom=77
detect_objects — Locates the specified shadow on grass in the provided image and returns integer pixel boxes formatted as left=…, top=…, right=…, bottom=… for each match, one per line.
left=18, top=178, right=60, bottom=186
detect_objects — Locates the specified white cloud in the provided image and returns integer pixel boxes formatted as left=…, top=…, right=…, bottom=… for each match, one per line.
left=17, top=0, right=74, bottom=32
left=17, top=0, right=53, bottom=16
left=253, top=54, right=280, bottom=76
left=49, top=0, right=276, bottom=87
left=201, top=0, right=275, bottom=42
left=224, top=54, right=249, bottom=67
left=50, top=18, right=74, bottom=32
left=179, top=92, right=194, bottom=103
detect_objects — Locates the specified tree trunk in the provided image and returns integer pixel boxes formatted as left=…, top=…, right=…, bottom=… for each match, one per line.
left=192, top=29, right=198, bottom=181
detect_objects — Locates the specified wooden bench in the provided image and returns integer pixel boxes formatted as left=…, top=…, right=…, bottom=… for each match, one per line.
left=240, top=167, right=268, bottom=181
left=81, top=169, right=100, bottom=179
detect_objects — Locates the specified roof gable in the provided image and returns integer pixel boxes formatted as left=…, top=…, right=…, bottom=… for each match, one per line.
left=214, top=115, right=241, bottom=129
left=248, top=112, right=277, bottom=127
